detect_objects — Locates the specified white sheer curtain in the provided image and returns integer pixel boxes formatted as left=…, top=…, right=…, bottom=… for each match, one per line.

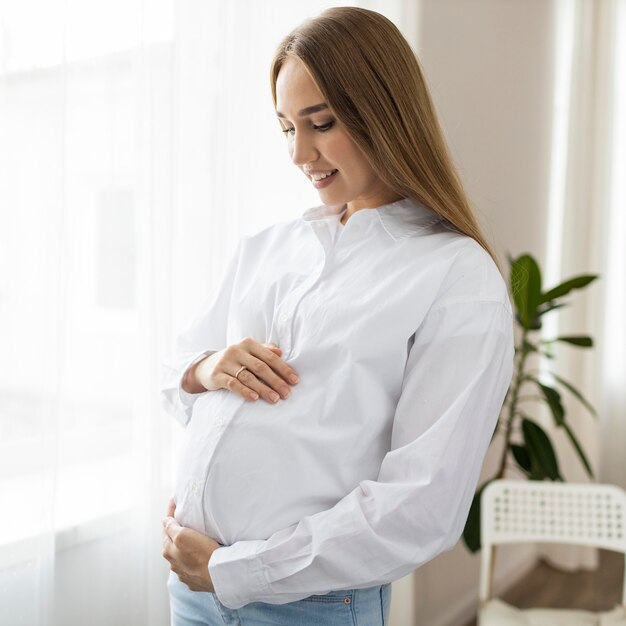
left=599, top=0, right=626, bottom=491
left=0, top=1, right=412, bottom=624
left=538, top=0, right=626, bottom=571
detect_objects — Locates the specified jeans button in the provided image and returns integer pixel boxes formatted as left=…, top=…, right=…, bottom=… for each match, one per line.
left=343, top=596, right=351, bottom=604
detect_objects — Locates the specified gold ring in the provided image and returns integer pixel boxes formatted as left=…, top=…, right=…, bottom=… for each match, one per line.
left=235, top=365, right=247, bottom=380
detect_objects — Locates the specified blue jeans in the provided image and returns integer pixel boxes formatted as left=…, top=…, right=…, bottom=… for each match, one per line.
left=167, top=570, right=392, bottom=625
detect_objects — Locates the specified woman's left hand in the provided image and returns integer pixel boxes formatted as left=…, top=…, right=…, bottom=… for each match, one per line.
left=162, top=498, right=223, bottom=592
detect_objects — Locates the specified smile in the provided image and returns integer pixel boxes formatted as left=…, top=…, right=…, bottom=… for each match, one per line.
left=310, top=169, right=339, bottom=189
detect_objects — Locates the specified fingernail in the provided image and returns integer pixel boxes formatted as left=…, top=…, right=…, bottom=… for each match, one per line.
left=289, top=374, right=299, bottom=384
left=270, top=392, right=280, bottom=402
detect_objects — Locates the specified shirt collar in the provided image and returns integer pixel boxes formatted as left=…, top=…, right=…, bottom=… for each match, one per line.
left=301, top=197, right=443, bottom=241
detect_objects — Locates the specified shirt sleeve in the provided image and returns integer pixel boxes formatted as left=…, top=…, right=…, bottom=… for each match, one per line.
left=160, top=238, right=243, bottom=427
left=208, top=298, right=515, bottom=608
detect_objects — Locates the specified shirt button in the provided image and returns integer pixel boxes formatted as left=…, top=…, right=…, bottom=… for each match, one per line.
left=191, top=482, right=200, bottom=495
left=280, top=313, right=289, bottom=322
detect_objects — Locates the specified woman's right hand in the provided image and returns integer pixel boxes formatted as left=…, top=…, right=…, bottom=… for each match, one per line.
left=194, top=338, right=300, bottom=404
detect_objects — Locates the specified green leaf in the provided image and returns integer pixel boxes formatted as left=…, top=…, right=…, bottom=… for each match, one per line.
left=541, top=274, right=599, bottom=303
left=549, top=371, right=598, bottom=418
left=522, top=418, right=562, bottom=480
left=511, top=443, right=532, bottom=473
left=511, top=254, right=542, bottom=329
left=536, top=302, right=568, bottom=316
left=562, top=422, right=594, bottom=479
left=535, top=382, right=565, bottom=426
left=462, top=480, right=492, bottom=553
left=523, top=339, right=539, bottom=354
left=554, top=335, right=593, bottom=348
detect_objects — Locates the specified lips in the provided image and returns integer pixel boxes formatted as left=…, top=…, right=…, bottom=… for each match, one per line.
left=306, top=169, right=338, bottom=180
left=310, top=169, right=339, bottom=189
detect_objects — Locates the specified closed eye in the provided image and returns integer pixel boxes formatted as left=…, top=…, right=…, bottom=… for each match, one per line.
left=281, top=121, right=335, bottom=136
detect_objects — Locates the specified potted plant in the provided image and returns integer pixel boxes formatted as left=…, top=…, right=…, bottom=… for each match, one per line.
left=462, top=252, right=600, bottom=553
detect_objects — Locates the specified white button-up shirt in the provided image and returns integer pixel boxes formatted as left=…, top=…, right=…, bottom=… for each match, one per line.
left=160, top=197, right=515, bottom=609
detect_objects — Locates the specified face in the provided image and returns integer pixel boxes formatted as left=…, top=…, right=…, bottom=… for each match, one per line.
left=275, top=56, right=402, bottom=214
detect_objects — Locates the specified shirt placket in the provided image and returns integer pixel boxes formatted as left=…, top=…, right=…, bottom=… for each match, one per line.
left=275, top=220, right=338, bottom=358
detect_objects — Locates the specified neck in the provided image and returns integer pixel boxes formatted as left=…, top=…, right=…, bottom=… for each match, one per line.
left=340, top=193, right=404, bottom=225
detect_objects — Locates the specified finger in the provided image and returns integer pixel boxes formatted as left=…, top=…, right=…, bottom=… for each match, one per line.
left=166, top=498, right=176, bottom=517
left=217, top=340, right=297, bottom=403
left=250, top=343, right=300, bottom=386
left=242, top=339, right=298, bottom=386
left=239, top=353, right=298, bottom=401
left=163, top=516, right=181, bottom=540
left=220, top=373, right=260, bottom=402
left=234, top=366, right=285, bottom=404
left=161, top=537, right=172, bottom=560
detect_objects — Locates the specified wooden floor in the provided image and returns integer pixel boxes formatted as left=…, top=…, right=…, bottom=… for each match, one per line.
left=462, top=549, right=624, bottom=626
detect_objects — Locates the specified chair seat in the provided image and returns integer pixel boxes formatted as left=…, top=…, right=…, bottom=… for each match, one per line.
left=479, top=598, right=626, bottom=625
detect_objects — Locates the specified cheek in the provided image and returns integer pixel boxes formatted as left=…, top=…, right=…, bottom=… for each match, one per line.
left=326, top=135, right=352, bottom=163
left=327, top=134, right=370, bottom=177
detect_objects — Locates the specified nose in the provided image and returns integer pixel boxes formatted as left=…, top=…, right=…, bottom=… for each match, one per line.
left=290, top=131, right=319, bottom=168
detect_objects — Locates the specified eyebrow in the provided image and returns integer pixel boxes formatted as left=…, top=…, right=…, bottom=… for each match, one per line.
left=275, top=103, right=329, bottom=118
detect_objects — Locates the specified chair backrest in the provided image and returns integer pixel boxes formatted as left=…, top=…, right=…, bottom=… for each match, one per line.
left=478, top=479, right=626, bottom=606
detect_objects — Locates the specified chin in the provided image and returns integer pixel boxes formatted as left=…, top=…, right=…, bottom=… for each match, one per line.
left=319, top=190, right=343, bottom=202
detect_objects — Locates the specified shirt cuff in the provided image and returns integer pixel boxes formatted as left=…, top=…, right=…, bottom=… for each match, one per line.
left=209, top=540, right=268, bottom=609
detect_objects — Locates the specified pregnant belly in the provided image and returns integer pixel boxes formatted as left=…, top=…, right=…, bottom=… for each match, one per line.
left=173, top=380, right=390, bottom=546
left=203, top=391, right=357, bottom=545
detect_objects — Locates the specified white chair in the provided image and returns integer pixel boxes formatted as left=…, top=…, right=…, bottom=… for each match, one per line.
left=478, top=479, right=626, bottom=625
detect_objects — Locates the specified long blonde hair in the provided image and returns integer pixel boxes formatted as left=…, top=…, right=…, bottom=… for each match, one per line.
left=270, top=6, right=504, bottom=276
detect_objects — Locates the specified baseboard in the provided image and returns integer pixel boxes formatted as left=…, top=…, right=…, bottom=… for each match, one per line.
left=430, top=547, right=538, bottom=626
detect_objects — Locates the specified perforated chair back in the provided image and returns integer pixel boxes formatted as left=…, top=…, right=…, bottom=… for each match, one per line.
left=478, top=479, right=626, bottom=606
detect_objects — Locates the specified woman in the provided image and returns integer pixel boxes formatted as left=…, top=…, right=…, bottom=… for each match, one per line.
left=160, top=6, right=514, bottom=625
